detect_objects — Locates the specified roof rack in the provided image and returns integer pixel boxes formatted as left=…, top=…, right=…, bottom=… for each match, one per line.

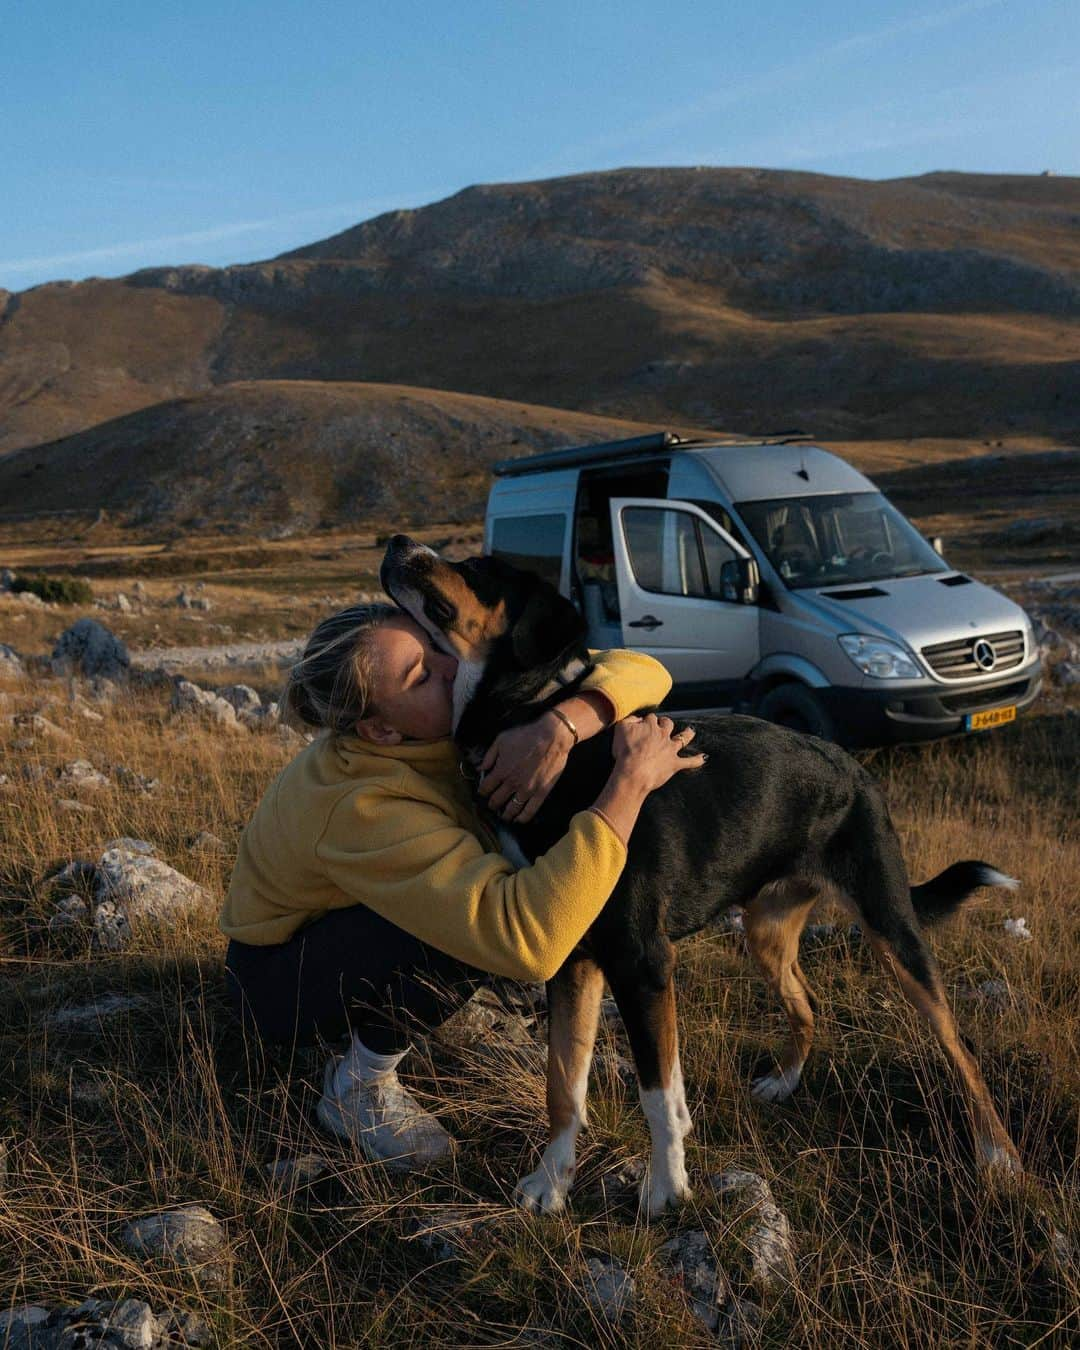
left=491, top=429, right=814, bottom=478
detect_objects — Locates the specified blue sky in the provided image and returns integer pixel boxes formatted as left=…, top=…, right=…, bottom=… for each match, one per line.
left=3, top=0, right=1078, bottom=291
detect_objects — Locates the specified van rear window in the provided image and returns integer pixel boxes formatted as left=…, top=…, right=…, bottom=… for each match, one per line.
left=491, top=514, right=566, bottom=588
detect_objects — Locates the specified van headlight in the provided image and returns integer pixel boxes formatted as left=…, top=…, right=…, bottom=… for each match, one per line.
left=838, top=634, right=922, bottom=679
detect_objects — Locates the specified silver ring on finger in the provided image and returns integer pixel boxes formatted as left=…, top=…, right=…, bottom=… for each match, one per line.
left=510, top=793, right=524, bottom=806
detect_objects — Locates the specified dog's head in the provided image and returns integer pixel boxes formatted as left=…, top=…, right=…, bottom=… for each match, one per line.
left=379, top=534, right=588, bottom=734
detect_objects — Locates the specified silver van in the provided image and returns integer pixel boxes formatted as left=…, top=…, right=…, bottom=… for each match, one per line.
left=485, top=432, right=1042, bottom=747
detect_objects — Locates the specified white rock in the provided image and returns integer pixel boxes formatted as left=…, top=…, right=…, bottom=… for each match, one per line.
left=217, top=683, right=261, bottom=714
left=710, top=1170, right=796, bottom=1292
left=49, top=895, right=89, bottom=930
left=57, top=797, right=95, bottom=816
left=580, top=1257, right=636, bottom=1322
left=95, top=849, right=210, bottom=926
left=102, top=1298, right=161, bottom=1349
left=1004, top=916, right=1033, bottom=941
left=171, top=679, right=241, bottom=729
left=122, top=1203, right=225, bottom=1281
left=115, top=593, right=133, bottom=614
left=59, top=759, right=110, bottom=793
left=658, top=1230, right=730, bottom=1333
left=103, top=837, right=156, bottom=855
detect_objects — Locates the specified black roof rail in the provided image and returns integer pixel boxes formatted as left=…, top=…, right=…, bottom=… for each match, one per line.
left=491, top=428, right=817, bottom=478
left=492, top=431, right=688, bottom=478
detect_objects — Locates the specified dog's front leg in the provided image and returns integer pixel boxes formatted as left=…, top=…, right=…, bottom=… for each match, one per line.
left=609, top=968, right=693, bottom=1216
left=515, top=956, right=604, bottom=1215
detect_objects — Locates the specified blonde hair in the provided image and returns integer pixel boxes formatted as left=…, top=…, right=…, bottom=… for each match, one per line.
left=283, top=602, right=399, bottom=734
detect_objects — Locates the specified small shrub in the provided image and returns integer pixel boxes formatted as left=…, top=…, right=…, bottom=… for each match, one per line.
left=9, top=573, right=94, bottom=605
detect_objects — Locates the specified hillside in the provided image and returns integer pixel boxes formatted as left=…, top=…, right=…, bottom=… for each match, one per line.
left=2, top=168, right=1078, bottom=464
left=0, top=381, right=668, bottom=533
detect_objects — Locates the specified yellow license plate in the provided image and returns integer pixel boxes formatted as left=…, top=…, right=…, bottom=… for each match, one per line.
left=965, top=705, right=1016, bottom=732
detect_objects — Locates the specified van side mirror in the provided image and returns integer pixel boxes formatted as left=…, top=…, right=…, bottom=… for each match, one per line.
left=720, top=557, right=760, bottom=605
left=931, top=536, right=945, bottom=556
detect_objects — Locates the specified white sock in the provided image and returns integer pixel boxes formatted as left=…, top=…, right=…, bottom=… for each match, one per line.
left=333, top=1032, right=408, bottom=1095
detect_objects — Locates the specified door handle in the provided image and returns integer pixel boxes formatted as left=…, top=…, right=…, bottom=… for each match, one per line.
left=628, top=615, right=663, bottom=630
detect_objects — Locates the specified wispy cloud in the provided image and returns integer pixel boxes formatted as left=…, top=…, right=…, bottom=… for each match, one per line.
left=526, top=0, right=1011, bottom=179
left=0, top=192, right=444, bottom=281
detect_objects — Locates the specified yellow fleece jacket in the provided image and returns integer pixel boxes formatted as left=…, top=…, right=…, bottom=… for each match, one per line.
left=219, top=649, right=671, bottom=981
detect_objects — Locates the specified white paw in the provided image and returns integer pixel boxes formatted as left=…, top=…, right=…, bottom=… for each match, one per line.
left=750, top=1066, right=802, bottom=1104
left=642, top=1171, right=693, bottom=1217
left=515, top=1165, right=571, bottom=1215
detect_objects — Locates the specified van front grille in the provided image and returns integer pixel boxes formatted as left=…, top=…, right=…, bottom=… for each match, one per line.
left=921, top=630, right=1025, bottom=680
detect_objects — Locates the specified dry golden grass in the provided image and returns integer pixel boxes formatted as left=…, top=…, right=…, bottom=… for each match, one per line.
left=1, top=660, right=1077, bottom=1346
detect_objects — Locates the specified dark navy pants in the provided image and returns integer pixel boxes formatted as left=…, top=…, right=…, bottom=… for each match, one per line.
left=225, top=903, right=488, bottom=1053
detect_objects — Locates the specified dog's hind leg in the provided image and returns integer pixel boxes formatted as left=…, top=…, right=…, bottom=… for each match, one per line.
left=865, top=920, right=1021, bottom=1173
left=744, top=878, right=820, bottom=1103
left=607, top=949, right=692, bottom=1216
left=515, top=955, right=604, bottom=1215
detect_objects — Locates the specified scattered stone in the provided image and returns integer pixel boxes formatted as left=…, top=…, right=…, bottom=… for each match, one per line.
left=659, top=1229, right=731, bottom=1333
left=95, top=848, right=210, bottom=927
left=171, top=678, right=241, bottom=729
left=404, top=1208, right=492, bottom=1261
left=50, top=993, right=151, bottom=1027
left=72, top=699, right=104, bottom=723
left=1004, top=916, right=1033, bottom=941
left=0, top=642, right=24, bottom=679
left=114, top=765, right=163, bottom=794
left=267, top=1153, right=328, bottom=1188
left=0, top=566, right=15, bottom=591
left=49, top=894, right=89, bottom=931
left=595, top=1048, right=636, bottom=1088
left=710, top=1170, right=796, bottom=1293
left=92, top=899, right=132, bottom=949
left=0, top=1299, right=209, bottom=1349
left=104, top=837, right=156, bottom=855
left=57, top=797, right=95, bottom=816
left=51, top=618, right=130, bottom=681
left=15, top=588, right=46, bottom=607
left=115, top=592, right=133, bottom=614
left=132, top=580, right=147, bottom=597
left=217, top=683, right=261, bottom=714
left=175, top=588, right=194, bottom=608
left=580, top=1256, right=636, bottom=1323
left=595, top=1155, right=647, bottom=1205
left=435, top=988, right=537, bottom=1049
left=122, top=1203, right=226, bottom=1284
left=58, top=759, right=110, bottom=793
left=959, top=977, right=1017, bottom=1010
left=18, top=712, right=71, bottom=741
left=188, top=830, right=229, bottom=855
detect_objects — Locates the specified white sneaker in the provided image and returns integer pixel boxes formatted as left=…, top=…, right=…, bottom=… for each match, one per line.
left=316, top=1058, right=454, bottom=1169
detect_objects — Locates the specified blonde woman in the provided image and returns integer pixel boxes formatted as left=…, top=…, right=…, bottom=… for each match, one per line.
left=221, top=603, right=703, bottom=1168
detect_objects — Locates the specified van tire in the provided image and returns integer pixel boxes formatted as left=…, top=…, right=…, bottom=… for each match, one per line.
left=756, top=683, right=836, bottom=741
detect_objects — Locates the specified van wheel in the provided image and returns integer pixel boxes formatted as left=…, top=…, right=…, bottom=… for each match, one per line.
left=757, top=683, right=835, bottom=741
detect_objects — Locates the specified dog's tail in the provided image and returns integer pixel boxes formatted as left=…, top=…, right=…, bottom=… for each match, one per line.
left=910, top=861, right=1019, bottom=925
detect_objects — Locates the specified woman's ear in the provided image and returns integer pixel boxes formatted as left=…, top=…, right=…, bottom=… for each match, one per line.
left=354, top=716, right=403, bottom=745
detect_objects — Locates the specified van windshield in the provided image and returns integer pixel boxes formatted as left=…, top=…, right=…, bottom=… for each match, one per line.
left=736, top=492, right=948, bottom=590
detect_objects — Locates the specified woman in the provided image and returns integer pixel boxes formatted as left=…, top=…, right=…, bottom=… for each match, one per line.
left=221, top=601, right=703, bottom=1168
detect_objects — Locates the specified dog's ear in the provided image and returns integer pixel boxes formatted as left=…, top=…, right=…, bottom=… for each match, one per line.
left=509, top=584, right=586, bottom=668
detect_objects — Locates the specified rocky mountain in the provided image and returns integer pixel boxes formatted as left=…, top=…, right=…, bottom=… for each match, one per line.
left=1, top=167, right=1077, bottom=525
left=0, top=381, right=663, bottom=532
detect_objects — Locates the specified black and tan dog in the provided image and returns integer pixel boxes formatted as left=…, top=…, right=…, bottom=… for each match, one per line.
left=380, top=535, right=1022, bottom=1215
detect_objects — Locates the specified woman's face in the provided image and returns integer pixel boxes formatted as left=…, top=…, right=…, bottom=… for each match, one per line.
left=360, top=614, right=459, bottom=742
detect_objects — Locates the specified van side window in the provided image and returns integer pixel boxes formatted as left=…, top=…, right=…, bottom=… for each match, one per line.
left=490, top=514, right=566, bottom=588
left=623, top=507, right=738, bottom=601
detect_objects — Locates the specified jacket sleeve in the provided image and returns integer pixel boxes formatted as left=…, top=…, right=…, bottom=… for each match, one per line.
left=315, top=789, right=628, bottom=982
left=579, top=648, right=672, bottom=722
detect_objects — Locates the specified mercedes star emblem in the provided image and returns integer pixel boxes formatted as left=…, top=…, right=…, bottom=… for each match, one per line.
left=973, top=639, right=996, bottom=671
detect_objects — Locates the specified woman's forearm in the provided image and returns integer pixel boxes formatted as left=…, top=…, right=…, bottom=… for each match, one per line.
left=590, top=767, right=650, bottom=846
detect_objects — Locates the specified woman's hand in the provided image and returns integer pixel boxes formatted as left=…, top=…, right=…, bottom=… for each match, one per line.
left=479, top=711, right=576, bottom=823
left=612, top=714, right=706, bottom=794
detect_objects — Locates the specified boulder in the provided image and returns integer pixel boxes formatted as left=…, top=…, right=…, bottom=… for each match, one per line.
left=0, top=566, right=15, bottom=591
left=95, top=848, right=210, bottom=927
left=658, top=1229, right=731, bottom=1333
left=51, top=619, right=130, bottom=681
left=58, top=759, right=110, bottom=793
left=122, top=1203, right=226, bottom=1284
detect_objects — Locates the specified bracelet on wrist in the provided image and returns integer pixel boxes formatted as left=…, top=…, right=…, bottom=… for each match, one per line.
left=549, top=705, right=579, bottom=747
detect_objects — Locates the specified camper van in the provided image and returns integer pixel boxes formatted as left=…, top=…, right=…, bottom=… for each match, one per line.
left=485, top=432, right=1041, bottom=747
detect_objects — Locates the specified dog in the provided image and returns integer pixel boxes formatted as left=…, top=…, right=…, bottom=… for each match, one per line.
left=380, top=534, right=1023, bottom=1216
